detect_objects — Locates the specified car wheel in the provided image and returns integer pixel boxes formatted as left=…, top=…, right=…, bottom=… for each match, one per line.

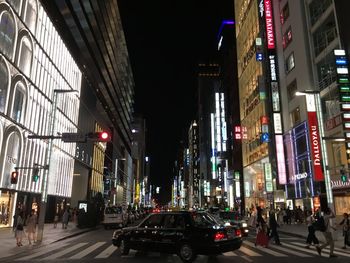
left=178, top=243, right=196, bottom=263
left=119, top=239, right=130, bottom=255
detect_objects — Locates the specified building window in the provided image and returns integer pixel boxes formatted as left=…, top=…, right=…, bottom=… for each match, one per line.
left=0, top=57, right=9, bottom=113
left=0, top=11, right=16, bottom=60
left=24, top=0, right=37, bottom=33
left=17, top=35, right=33, bottom=76
left=287, top=79, right=297, bottom=101
left=280, top=2, right=289, bottom=25
left=283, top=26, right=292, bottom=49
left=286, top=52, right=295, bottom=73
left=12, top=82, right=26, bottom=123
left=7, top=0, right=22, bottom=14
left=291, top=107, right=301, bottom=126
left=2, top=132, right=21, bottom=188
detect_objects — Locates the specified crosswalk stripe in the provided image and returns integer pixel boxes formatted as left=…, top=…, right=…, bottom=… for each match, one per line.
left=222, top=251, right=237, bottom=256
left=239, top=246, right=262, bottom=256
left=69, top=242, right=106, bottom=259
left=42, top=242, right=88, bottom=260
left=244, top=241, right=287, bottom=257
left=95, top=244, right=119, bottom=258
left=269, top=244, right=311, bottom=257
left=281, top=242, right=319, bottom=256
left=291, top=242, right=350, bottom=258
left=15, top=243, right=72, bottom=261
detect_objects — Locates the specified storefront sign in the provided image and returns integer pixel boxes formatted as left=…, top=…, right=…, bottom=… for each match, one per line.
left=307, top=111, right=324, bottom=181
left=276, top=135, right=287, bottom=184
left=271, top=82, right=280, bottom=111
left=331, top=179, right=350, bottom=189
left=295, top=172, right=308, bottom=180
left=264, top=163, right=272, bottom=181
left=273, top=113, right=282, bottom=134
left=269, top=56, right=277, bottom=81
left=264, top=0, right=275, bottom=49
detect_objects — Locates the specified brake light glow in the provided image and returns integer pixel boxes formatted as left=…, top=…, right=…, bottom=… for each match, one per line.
left=235, top=228, right=242, bottom=237
left=214, top=231, right=227, bottom=241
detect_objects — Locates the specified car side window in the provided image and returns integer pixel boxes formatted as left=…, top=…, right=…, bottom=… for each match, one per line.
left=141, top=214, right=163, bottom=228
left=176, top=215, right=186, bottom=229
left=162, top=214, right=176, bottom=228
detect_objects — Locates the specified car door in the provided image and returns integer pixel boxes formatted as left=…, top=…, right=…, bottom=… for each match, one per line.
left=133, top=214, right=164, bottom=251
left=156, top=214, right=188, bottom=253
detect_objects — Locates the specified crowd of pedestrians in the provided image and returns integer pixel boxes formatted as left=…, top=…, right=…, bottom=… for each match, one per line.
left=248, top=204, right=350, bottom=258
left=13, top=207, right=79, bottom=247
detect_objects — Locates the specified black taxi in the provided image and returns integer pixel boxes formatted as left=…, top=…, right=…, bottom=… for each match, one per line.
left=112, top=210, right=242, bottom=263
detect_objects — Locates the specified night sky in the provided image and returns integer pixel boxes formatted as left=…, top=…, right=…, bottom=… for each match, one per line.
left=117, top=0, right=234, bottom=203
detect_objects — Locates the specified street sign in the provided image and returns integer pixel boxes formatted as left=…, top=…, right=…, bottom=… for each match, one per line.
left=61, top=133, right=86, bottom=142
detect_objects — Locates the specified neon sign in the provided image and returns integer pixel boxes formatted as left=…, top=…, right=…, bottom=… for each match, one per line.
left=264, top=0, right=275, bottom=49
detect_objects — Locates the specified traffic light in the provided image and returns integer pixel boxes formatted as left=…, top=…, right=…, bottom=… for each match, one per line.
left=32, top=167, right=39, bottom=182
left=11, top=171, right=18, bottom=184
left=340, top=169, right=348, bottom=182
left=86, top=131, right=111, bottom=142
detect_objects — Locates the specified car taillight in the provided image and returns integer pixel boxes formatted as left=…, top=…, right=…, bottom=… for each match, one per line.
left=214, top=231, right=227, bottom=241
left=235, top=228, right=242, bottom=237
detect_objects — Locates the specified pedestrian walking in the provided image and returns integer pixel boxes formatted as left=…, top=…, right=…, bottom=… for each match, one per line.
left=25, top=209, right=37, bottom=245
left=62, top=209, right=69, bottom=229
left=15, top=211, right=25, bottom=247
left=255, top=207, right=269, bottom=247
left=316, top=207, right=337, bottom=258
left=305, top=210, right=319, bottom=249
left=53, top=213, right=59, bottom=228
left=269, top=210, right=282, bottom=245
left=339, top=213, right=350, bottom=249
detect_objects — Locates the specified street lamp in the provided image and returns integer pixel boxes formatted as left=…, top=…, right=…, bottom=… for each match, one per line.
left=36, top=89, right=78, bottom=243
left=295, top=90, right=334, bottom=211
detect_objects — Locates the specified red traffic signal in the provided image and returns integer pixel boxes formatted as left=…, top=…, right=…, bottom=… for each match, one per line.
left=11, top=171, right=18, bottom=184
left=86, top=131, right=111, bottom=142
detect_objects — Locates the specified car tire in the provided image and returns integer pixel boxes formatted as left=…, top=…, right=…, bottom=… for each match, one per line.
left=119, top=239, right=130, bottom=255
left=178, top=243, right=197, bottom=263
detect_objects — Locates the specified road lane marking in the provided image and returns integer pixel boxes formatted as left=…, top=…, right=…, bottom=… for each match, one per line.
left=15, top=243, right=72, bottom=261
left=41, top=242, right=88, bottom=259
left=291, top=242, right=350, bottom=257
left=95, top=244, right=119, bottom=258
left=222, top=251, right=237, bottom=256
left=244, top=240, right=287, bottom=257
left=280, top=242, right=319, bottom=256
left=239, top=246, right=262, bottom=256
left=269, top=244, right=311, bottom=257
left=69, top=241, right=106, bottom=259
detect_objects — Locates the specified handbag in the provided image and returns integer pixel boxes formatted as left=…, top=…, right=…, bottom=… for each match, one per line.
left=16, top=224, right=23, bottom=231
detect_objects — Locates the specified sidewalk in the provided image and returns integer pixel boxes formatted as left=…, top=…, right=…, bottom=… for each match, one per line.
left=276, top=222, right=345, bottom=248
left=0, top=223, right=99, bottom=259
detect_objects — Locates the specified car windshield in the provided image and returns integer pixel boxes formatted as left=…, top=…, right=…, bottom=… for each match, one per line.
left=191, top=212, right=219, bottom=227
left=105, top=206, right=122, bottom=214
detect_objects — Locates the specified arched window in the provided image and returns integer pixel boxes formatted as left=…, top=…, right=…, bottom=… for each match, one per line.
left=2, top=132, right=20, bottom=188
left=12, top=82, right=26, bottom=123
left=24, top=0, right=37, bottom=33
left=7, top=0, right=22, bottom=14
left=0, top=11, right=16, bottom=60
left=17, top=35, right=32, bottom=76
left=0, top=57, right=9, bottom=113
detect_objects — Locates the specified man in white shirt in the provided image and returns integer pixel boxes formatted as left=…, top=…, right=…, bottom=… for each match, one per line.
left=316, top=207, right=337, bottom=258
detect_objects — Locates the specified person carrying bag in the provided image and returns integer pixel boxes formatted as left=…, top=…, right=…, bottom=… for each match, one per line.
left=339, top=213, right=350, bottom=249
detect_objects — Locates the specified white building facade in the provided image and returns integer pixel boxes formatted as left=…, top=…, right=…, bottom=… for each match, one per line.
left=0, top=0, right=81, bottom=227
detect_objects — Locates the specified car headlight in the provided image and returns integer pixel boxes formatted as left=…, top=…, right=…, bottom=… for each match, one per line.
left=242, top=223, right=248, bottom=227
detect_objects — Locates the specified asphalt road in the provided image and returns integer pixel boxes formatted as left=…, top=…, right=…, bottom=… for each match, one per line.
left=3, top=228, right=350, bottom=263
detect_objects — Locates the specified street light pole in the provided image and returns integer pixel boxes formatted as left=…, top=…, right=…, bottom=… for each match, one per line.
left=36, top=89, right=78, bottom=243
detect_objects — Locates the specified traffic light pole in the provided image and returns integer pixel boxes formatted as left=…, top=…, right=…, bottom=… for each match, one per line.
left=36, top=89, right=77, bottom=243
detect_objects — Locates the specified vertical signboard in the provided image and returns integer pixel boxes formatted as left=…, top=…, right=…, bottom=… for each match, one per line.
left=264, top=0, right=275, bottom=49
left=307, top=110, right=324, bottom=181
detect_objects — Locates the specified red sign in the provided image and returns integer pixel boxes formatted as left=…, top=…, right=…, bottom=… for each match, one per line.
left=308, top=112, right=324, bottom=181
left=264, top=0, right=275, bottom=49
left=261, top=116, right=269, bottom=125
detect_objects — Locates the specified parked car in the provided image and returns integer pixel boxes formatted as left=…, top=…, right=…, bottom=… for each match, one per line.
left=102, top=206, right=128, bottom=229
left=112, top=211, right=242, bottom=263
left=218, top=211, right=249, bottom=236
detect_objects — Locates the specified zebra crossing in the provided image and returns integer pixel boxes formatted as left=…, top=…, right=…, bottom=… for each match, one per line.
left=13, top=238, right=350, bottom=261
